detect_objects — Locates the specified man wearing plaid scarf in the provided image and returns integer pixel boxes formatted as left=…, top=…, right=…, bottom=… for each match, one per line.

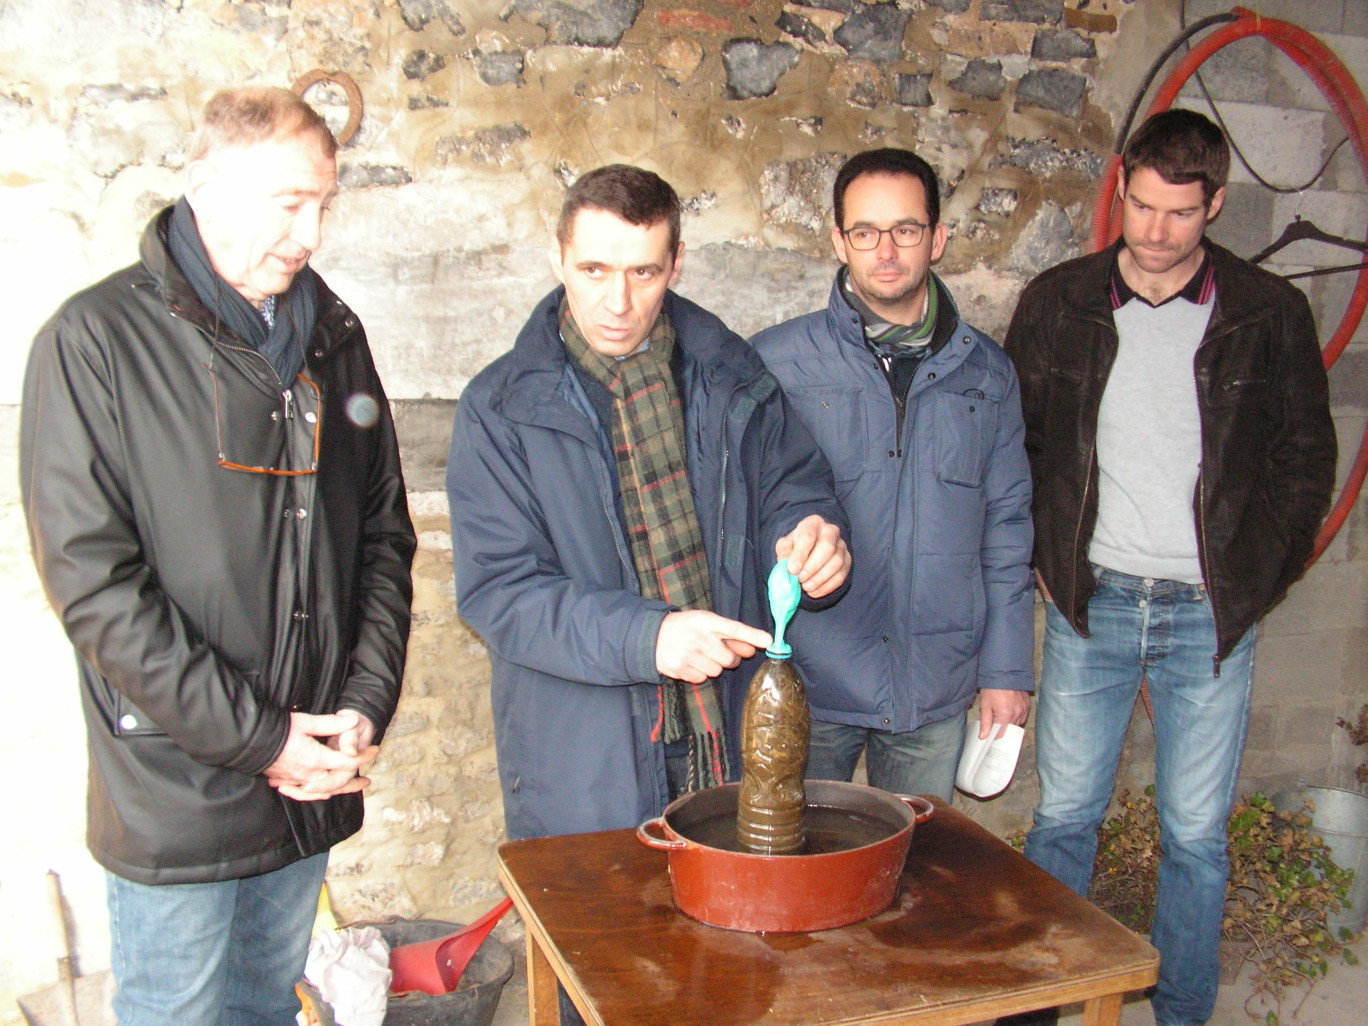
left=449, top=166, right=851, bottom=850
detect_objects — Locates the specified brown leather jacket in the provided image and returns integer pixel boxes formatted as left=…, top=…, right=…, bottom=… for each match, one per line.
left=1004, top=240, right=1335, bottom=664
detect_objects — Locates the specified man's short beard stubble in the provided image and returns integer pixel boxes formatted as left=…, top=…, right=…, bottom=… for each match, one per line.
left=854, top=261, right=928, bottom=310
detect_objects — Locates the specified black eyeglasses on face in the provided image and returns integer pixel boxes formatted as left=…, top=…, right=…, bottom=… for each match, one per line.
left=841, top=222, right=930, bottom=250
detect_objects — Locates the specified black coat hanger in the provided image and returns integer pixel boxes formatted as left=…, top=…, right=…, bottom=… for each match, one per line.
left=1251, top=215, right=1368, bottom=265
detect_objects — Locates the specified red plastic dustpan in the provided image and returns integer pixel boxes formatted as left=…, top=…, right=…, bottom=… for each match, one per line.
left=388, top=897, right=515, bottom=996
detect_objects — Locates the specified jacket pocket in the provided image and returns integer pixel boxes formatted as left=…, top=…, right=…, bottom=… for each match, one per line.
left=82, top=664, right=165, bottom=737
left=783, top=385, right=866, bottom=481
left=94, top=671, right=265, bottom=738
left=910, top=553, right=986, bottom=636
left=1207, top=375, right=1269, bottom=408
left=95, top=681, right=168, bottom=737
left=933, top=391, right=998, bottom=487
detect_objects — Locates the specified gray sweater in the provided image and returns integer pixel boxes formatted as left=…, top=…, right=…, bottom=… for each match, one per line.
left=1089, top=293, right=1215, bottom=583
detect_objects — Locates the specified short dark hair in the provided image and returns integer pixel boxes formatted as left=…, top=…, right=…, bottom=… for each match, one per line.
left=192, top=86, right=336, bottom=161
left=1122, top=108, right=1230, bottom=205
left=833, top=149, right=941, bottom=229
left=557, top=164, right=682, bottom=254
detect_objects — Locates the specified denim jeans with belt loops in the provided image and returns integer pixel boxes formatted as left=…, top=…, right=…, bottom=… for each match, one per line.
left=1024, top=568, right=1255, bottom=1026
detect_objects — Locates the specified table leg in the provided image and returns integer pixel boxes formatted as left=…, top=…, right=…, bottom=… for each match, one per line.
left=1080, top=991, right=1123, bottom=1026
left=526, top=929, right=561, bottom=1026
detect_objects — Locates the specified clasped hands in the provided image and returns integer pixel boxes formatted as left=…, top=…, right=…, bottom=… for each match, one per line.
left=263, top=708, right=379, bottom=802
left=655, top=514, right=851, bottom=684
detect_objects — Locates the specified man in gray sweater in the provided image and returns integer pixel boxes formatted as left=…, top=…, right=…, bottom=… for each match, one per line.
left=1003, top=109, right=1336, bottom=1026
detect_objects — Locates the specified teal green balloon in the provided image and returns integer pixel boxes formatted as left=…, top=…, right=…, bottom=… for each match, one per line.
left=766, top=560, right=801, bottom=659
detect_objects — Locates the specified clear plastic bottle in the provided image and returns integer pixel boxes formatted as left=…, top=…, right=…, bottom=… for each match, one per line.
left=736, top=656, right=809, bottom=855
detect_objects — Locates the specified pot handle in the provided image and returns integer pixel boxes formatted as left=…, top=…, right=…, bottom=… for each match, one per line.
left=636, top=817, right=688, bottom=851
left=896, top=794, right=936, bottom=824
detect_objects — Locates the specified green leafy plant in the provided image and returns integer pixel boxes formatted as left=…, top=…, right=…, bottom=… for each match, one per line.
left=1072, top=788, right=1355, bottom=1024
left=1088, top=786, right=1160, bottom=933
left=1223, top=793, right=1356, bottom=1022
left=1336, top=702, right=1368, bottom=788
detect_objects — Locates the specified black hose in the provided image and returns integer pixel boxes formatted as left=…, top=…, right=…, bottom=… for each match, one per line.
left=1111, top=12, right=1240, bottom=156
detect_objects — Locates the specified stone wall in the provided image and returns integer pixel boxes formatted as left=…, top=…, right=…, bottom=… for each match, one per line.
left=2, top=0, right=1366, bottom=1016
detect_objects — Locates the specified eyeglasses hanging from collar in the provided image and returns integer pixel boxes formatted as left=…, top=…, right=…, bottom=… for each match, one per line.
left=210, top=364, right=321, bottom=476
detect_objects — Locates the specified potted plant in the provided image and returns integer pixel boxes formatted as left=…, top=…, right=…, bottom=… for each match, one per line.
left=1265, top=703, right=1368, bottom=942
left=1080, top=787, right=1357, bottom=1024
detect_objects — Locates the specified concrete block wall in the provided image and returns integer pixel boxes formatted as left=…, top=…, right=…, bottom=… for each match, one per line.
left=1173, top=0, right=1368, bottom=799
left=1, top=0, right=1365, bottom=1015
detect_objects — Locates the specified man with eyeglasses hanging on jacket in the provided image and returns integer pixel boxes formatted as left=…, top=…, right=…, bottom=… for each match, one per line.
left=20, top=87, right=415, bottom=1026
left=750, top=148, right=1035, bottom=802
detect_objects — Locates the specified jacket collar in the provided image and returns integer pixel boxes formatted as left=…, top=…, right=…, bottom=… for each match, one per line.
left=140, top=206, right=213, bottom=330
left=823, top=268, right=976, bottom=379
left=138, top=204, right=351, bottom=361
left=1057, top=237, right=1282, bottom=339
left=495, top=287, right=765, bottom=428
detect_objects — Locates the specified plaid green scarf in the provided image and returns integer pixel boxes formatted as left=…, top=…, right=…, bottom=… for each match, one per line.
left=842, top=265, right=938, bottom=359
left=560, top=299, right=729, bottom=790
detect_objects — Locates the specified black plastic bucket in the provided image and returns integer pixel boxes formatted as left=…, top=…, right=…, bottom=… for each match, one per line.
left=299, top=918, right=514, bottom=1026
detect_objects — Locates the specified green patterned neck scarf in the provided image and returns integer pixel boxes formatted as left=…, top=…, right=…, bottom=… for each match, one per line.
left=560, top=298, right=730, bottom=790
left=842, top=266, right=938, bottom=359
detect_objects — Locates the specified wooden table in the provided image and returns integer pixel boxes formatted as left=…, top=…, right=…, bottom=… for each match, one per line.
left=496, top=803, right=1158, bottom=1026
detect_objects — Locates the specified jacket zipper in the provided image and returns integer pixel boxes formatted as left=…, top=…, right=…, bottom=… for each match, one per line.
left=714, top=380, right=764, bottom=597
left=600, top=461, right=634, bottom=579
left=1071, top=445, right=1095, bottom=617
left=1193, top=343, right=1226, bottom=677
left=868, top=351, right=908, bottom=458
left=874, top=354, right=907, bottom=458
left=1197, top=468, right=1220, bottom=677
left=173, top=305, right=322, bottom=697
left=1064, top=305, right=1116, bottom=632
left=715, top=444, right=729, bottom=570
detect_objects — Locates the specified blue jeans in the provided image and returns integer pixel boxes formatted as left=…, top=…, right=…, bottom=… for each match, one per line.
left=1023, top=570, right=1254, bottom=1026
left=107, top=853, right=328, bottom=1026
left=807, top=712, right=965, bottom=800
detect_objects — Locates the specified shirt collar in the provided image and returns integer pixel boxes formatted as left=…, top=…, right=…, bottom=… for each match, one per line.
left=1109, top=238, right=1216, bottom=310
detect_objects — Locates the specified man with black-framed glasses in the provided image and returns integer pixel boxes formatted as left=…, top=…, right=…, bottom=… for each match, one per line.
left=751, top=148, right=1034, bottom=802
left=20, top=87, right=416, bottom=1026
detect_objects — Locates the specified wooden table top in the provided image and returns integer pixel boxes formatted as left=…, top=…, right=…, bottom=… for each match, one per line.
left=497, top=802, right=1158, bottom=1026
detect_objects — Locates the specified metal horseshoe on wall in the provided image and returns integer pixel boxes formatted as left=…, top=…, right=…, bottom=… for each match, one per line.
left=291, top=69, right=363, bottom=145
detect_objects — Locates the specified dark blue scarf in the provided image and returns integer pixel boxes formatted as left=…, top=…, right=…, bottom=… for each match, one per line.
left=167, top=196, right=315, bottom=385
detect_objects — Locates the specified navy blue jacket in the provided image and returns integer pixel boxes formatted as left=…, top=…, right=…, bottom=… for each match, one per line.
left=448, top=288, right=846, bottom=839
left=750, top=274, right=1034, bottom=733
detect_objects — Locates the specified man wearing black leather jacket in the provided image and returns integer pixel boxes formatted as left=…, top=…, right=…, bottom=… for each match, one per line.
left=20, top=88, right=415, bottom=1026
left=1003, top=110, right=1335, bottom=1026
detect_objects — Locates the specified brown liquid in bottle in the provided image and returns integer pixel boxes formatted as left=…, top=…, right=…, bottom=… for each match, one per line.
left=736, top=657, right=809, bottom=855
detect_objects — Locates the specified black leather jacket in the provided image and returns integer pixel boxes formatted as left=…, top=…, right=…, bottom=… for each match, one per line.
left=1004, top=240, right=1335, bottom=663
left=20, top=208, right=416, bottom=884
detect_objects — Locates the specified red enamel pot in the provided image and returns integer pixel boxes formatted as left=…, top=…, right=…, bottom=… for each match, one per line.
left=636, top=780, right=935, bottom=933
